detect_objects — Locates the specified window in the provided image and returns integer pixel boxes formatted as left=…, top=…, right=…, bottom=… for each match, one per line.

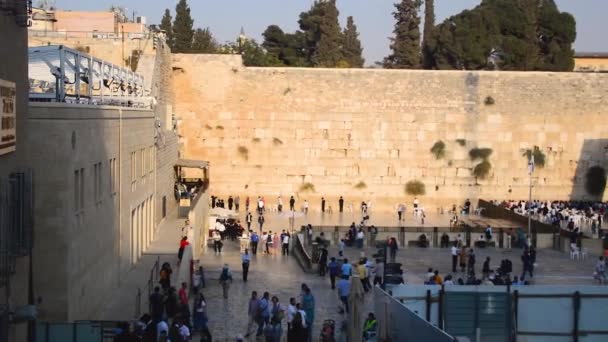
left=93, top=162, right=102, bottom=205
left=141, top=148, right=146, bottom=182
left=109, top=158, right=117, bottom=196
left=74, top=168, right=84, bottom=214
left=149, top=146, right=154, bottom=174
left=131, top=151, right=136, bottom=191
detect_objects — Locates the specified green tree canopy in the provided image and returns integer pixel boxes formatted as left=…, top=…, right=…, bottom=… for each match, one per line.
left=159, top=9, right=173, bottom=49
left=299, top=0, right=344, bottom=67
left=191, top=28, right=218, bottom=53
left=172, top=0, right=194, bottom=53
left=383, top=0, right=423, bottom=69
left=342, top=16, right=365, bottom=68
left=428, top=0, right=576, bottom=71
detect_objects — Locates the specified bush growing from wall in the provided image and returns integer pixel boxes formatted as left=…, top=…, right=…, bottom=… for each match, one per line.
left=299, top=182, right=316, bottom=193
left=469, top=148, right=493, bottom=160
left=523, top=146, right=546, bottom=168
left=237, top=146, right=249, bottom=161
left=430, top=140, right=446, bottom=159
left=354, top=181, right=367, bottom=189
left=473, top=160, right=492, bottom=179
left=405, top=180, right=425, bottom=196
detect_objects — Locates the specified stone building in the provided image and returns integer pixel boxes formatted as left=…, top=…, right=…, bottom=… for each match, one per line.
left=23, top=40, right=181, bottom=321
left=0, top=2, right=33, bottom=341
left=574, top=52, right=608, bottom=73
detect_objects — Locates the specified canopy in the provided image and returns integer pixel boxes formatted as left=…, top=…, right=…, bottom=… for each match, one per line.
left=176, top=159, right=209, bottom=169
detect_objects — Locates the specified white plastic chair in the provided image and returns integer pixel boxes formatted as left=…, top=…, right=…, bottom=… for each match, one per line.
left=570, top=245, right=580, bottom=260
left=580, top=247, right=588, bottom=260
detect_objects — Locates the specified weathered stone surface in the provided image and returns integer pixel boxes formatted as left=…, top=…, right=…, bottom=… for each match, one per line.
left=173, top=55, right=608, bottom=209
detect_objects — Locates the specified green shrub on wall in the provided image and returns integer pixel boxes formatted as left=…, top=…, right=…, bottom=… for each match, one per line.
left=405, top=180, right=426, bottom=196
left=522, top=146, right=546, bottom=168
left=585, top=166, right=607, bottom=197
left=237, top=146, right=249, bottom=161
left=354, top=181, right=367, bottom=189
left=456, top=139, right=466, bottom=146
left=473, top=160, right=492, bottom=179
left=299, top=182, right=316, bottom=193
left=252, top=137, right=261, bottom=143
left=273, top=138, right=283, bottom=146
left=469, top=148, right=493, bottom=160
left=430, top=140, right=446, bottom=159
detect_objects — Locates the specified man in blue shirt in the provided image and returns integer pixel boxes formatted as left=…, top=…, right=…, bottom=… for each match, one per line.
left=256, top=292, right=271, bottom=337
left=250, top=232, right=259, bottom=255
left=242, top=249, right=251, bottom=282
left=341, top=258, right=352, bottom=278
left=328, top=257, right=340, bottom=289
left=337, top=275, right=351, bottom=313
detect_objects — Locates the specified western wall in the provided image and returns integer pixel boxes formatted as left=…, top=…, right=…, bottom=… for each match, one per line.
left=173, top=54, right=608, bottom=212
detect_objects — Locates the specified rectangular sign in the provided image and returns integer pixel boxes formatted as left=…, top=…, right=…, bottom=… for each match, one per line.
left=0, top=79, right=16, bottom=155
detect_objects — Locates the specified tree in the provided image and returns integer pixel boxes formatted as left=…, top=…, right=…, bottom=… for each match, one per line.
left=191, top=28, right=218, bottom=53
left=298, top=0, right=344, bottom=67
left=172, top=0, right=194, bottom=53
left=429, top=0, right=576, bottom=71
left=342, top=16, right=365, bottom=67
left=110, top=5, right=129, bottom=23
left=383, top=0, right=423, bottom=69
left=262, top=25, right=288, bottom=62
left=422, top=0, right=435, bottom=68
left=159, top=9, right=173, bottom=49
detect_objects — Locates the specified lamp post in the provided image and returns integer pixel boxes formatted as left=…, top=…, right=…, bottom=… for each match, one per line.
left=527, top=154, right=535, bottom=238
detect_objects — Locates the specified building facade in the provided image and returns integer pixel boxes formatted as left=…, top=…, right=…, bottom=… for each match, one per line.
left=0, top=1, right=33, bottom=341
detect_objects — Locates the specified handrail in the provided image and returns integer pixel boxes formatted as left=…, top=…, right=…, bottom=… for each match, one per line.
left=292, top=233, right=313, bottom=273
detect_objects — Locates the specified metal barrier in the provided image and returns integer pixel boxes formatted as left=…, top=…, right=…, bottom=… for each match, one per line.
left=29, top=30, right=152, bottom=40
left=145, top=256, right=160, bottom=314
left=292, top=233, right=313, bottom=273
left=36, top=321, right=124, bottom=342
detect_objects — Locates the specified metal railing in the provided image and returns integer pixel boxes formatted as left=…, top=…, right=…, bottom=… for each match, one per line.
left=29, top=30, right=151, bottom=40
left=29, top=45, right=151, bottom=108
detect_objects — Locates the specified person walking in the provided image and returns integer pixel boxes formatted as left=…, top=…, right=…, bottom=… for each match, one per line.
left=213, top=230, right=222, bottom=254
left=287, top=297, right=297, bottom=331
left=228, top=196, right=234, bottom=210
left=521, top=249, right=534, bottom=281
left=459, top=247, right=468, bottom=273
left=245, top=291, right=260, bottom=338
left=149, top=286, right=164, bottom=322
left=242, top=249, right=251, bottom=282
left=273, top=232, right=280, bottom=256
left=318, top=247, right=328, bottom=276
left=595, top=256, right=606, bottom=284
left=369, top=225, right=378, bottom=247
left=250, top=231, right=259, bottom=255
left=257, top=292, right=271, bottom=337
left=258, top=215, right=265, bottom=232
left=451, top=244, right=458, bottom=273
left=287, top=312, right=308, bottom=342
left=219, top=264, right=233, bottom=299
left=246, top=212, right=253, bottom=230
left=356, top=229, right=365, bottom=249
left=321, top=197, right=326, bottom=213
left=388, top=237, right=398, bottom=262
left=337, top=275, right=351, bottom=313
left=339, top=196, right=344, bottom=213
left=301, top=285, right=315, bottom=342
left=290, top=196, right=296, bottom=211
left=266, top=296, right=284, bottom=341
left=467, top=249, right=476, bottom=275
left=159, top=262, right=172, bottom=291
left=373, top=259, right=384, bottom=286
left=328, top=257, right=339, bottom=289
left=235, top=196, right=240, bottom=211
left=192, top=293, right=211, bottom=341
left=482, top=257, right=491, bottom=279
left=281, top=231, right=290, bottom=255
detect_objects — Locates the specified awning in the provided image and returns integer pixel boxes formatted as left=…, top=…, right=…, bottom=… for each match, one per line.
left=175, top=159, right=209, bottom=169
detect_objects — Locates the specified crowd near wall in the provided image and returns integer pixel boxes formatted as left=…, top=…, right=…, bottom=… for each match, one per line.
left=173, top=54, right=608, bottom=212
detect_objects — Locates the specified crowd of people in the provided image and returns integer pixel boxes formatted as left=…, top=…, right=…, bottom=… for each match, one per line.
left=497, top=200, right=607, bottom=237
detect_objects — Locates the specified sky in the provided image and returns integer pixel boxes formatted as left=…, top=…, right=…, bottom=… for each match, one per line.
left=52, top=0, right=608, bottom=65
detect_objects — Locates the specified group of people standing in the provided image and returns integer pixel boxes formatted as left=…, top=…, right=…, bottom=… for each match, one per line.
left=244, top=285, right=315, bottom=342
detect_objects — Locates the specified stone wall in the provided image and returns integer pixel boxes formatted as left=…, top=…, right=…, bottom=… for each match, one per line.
left=173, top=54, right=608, bottom=212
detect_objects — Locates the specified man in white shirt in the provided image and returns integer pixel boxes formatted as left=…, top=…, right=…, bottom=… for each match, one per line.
left=451, top=244, right=458, bottom=273
left=287, top=297, right=298, bottom=330
left=296, top=302, right=307, bottom=328
left=282, top=232, right=290, bottom=255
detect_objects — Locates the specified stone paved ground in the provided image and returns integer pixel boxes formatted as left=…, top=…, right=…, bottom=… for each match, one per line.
left=98, top=209, right=603, bottom=341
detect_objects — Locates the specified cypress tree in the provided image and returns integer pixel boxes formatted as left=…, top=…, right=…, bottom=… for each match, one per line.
left=342, top=16, right=365, bottom=68
left=172, top=0, right=194, bottom=53
left=312, top=0, right=344, bottom=67
left=159, top=9, right=173, bottom=49
left=383, top=0, right=423, bottom=69
left=422, top=0, right=435, bottom=68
